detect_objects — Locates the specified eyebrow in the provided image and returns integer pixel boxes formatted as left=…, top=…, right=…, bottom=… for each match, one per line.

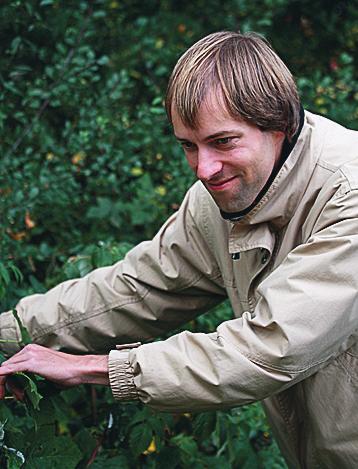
left=175, top=130, right=239, bottom=142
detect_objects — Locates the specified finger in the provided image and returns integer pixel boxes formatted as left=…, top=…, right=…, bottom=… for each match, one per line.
left=0, top=363, right=30, bottom=376
left=0, top=347, right=26, bottom=364
left=1, top=352, right=29, bottom=368
left=0, top=344, right=48, bottom=372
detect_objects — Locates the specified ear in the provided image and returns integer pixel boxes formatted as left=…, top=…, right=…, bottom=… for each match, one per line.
left=271, top=131, right=286, bottom=165
left=272, top=130, right=286, bottom=144
left=271, top=130, right=286, bottom=153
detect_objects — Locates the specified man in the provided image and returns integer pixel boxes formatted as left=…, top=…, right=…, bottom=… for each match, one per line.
left=1, top=31, right=358, bottom=467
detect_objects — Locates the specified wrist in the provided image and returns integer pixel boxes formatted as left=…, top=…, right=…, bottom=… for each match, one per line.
left=79, top=355, right=110, bottom=386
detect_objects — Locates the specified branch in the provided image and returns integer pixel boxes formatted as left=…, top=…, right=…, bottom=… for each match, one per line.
left=4, top=2, right=94, bottom=161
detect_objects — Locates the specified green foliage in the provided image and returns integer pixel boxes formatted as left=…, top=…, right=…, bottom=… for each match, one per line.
left=8, top=372, right=43, bottom=411
left=0, top=0, right=356, bottom=466
left=0, top=263, right=22, bottom=301
left=0, top=382, right=286, bottom=468
left=11, top=310, right=32, bottom=346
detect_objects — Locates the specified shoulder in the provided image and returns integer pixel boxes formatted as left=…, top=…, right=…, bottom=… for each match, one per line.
left=306, top=111, right=358, bottom=169
left=303, top=111, right=358, bottom=192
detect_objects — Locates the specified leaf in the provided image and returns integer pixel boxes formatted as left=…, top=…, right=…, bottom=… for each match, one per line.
left=129, top=423, right=153, bottom=456
left=86, top=197, right=113, bottom=219
left=73, top=428, right=96, bottom=461
left=30, top=398, right=56, bottom=426
left=11, top=373, right=43, bottom=411
left=171, top=434, right=201, bottom=467
left=0, top=262, right=11, bottom=286
left=25, top=211, right=36, bottom=229
left=8, top=264, right=23, bottom=284
left=2, top=446, right=25, bottom=469
left=172, top=434, right=198, bottom=456
left=26, top=435, right=82, bottom=469
left=9, top=37, right=21, bottom=55
left=91, top=246, right=115, bottom=268
left=2, top=445, right=25, bottom=469
left=11, top=309, right=32, bottom=346
left=193, top=412, right=217, bottom=442
left=0, top=420, right=6, bottom=442
left=155, top=446, right=181, bottom=469
left=127, top=408, right=148, bottom=426
left=28, top=275, right=46, bottom=293
left=0, top=421, right=25, bottom=468
left=0, top=353, right=7, bottom=365
left=90, top=455, right=130, bottom=469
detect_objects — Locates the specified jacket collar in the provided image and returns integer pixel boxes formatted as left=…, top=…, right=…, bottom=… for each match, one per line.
left=228, top=110, right=321, bottom=230
left=226, top=110, right=321, bottom=255
left=221, top=106, right=305, bottom=223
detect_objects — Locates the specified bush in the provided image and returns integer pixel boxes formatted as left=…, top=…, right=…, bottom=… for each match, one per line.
left=0, top=0, right=357, bottom=467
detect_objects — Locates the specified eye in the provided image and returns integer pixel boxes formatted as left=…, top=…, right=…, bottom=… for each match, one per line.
left=214, top=137, right=232, bottom=146
left=180, top=141, right=196, bottom=151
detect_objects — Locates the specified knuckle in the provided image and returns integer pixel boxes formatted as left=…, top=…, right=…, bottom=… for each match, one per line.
left=24, top=343, right=39, bottom=356
left=25, top=343, right=36, bottom=351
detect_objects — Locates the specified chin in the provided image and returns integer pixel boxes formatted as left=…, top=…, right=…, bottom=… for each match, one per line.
left=215, top=197, right=253, bottom=214
left=207, top=188, right=255, bottom=213
left=216, top=201, right=242, bottom=213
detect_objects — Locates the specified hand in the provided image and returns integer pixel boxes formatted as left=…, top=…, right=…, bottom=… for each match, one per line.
left=0, top=344, right=109, bottom=400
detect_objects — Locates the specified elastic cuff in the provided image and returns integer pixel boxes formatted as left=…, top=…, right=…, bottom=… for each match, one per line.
left=108, top=349, right=139, bottom=401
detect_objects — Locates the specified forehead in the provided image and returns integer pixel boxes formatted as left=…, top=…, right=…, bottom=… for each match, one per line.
left=172, top=91, right=247, bottom=138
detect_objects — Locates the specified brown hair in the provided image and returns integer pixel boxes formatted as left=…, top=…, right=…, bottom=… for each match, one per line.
left=166, top=31, right=300, bottom=140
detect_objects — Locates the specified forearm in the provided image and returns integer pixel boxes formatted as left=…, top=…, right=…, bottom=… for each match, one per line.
left=74, top=354, right=110, bottom=386
left=109, top=327, right=297, bottom=412
left=0, top=345, right=109, bottom=398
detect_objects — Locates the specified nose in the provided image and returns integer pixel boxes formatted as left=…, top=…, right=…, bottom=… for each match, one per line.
left=194, top=148, right=223, bottom=181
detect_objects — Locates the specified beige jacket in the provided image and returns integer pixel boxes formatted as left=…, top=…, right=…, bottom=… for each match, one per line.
left=1, top=111, right=358, bottom=468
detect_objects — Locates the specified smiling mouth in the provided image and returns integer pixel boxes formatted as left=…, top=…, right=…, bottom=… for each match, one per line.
left=206, top=176, right=237, bottom=191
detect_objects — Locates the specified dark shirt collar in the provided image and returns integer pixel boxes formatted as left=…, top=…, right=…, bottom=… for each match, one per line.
left=220, top=106, right=305, bottom=222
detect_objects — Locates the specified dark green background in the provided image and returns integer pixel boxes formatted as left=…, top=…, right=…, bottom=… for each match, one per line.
left=0, top=1, right=357, bottom=467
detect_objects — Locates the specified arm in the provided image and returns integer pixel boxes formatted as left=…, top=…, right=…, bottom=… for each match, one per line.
left=107, top=184, right=358, bottom=411
left=0, top=344, right=109, bottom=399
left=0, top=182, right=226, bottom=356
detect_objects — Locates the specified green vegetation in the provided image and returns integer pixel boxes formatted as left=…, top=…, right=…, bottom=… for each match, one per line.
left=0, top=0, right=357, bottom=467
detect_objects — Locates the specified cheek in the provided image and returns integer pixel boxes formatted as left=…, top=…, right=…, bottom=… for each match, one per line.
left=226, top=149, right=251, bottom=171
left=184, top=152, right=197, bottom=171
left=230, top=144, right=272, bottom=174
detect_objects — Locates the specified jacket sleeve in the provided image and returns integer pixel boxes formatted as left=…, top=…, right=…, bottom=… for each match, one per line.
left=108, top=182, right=358, bottom=412
left=0, top=182, right=226, bottom=356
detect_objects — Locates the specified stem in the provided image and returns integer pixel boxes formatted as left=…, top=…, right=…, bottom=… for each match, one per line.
left=0, top=339, right=18, bottom=343
left=91, top=385, right=97, bottom=425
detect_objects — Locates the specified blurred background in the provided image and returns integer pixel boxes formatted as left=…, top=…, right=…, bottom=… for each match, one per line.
left=0, top=1, right=357, bottom=467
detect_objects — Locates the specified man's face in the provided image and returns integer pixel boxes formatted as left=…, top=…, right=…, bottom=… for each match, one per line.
left=172, top=92, right=285, bottom=213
